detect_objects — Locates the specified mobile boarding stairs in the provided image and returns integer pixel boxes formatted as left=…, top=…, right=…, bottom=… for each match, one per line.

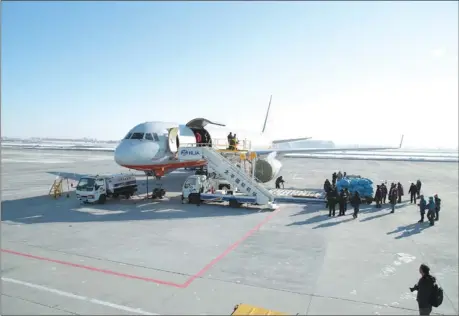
left=179, top=144, right=275, bottom=206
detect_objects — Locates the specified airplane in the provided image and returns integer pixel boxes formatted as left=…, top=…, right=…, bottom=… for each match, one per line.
left=114, top=97, right=404, bottom=188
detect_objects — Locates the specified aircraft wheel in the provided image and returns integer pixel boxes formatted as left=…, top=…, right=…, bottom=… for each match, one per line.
left=98, top=194, right=107, bottom=204
left=229, top=199, right=240, bottom=208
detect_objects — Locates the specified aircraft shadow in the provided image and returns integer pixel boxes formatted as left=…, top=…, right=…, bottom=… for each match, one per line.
left=1, top=171, right=260, bottom=226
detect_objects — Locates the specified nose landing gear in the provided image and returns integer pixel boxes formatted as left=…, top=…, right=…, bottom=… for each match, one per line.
left=144, top=171, right=166, bottom=199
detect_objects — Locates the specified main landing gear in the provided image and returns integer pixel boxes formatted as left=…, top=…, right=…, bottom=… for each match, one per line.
left=144, top=171, right=166, bottom=199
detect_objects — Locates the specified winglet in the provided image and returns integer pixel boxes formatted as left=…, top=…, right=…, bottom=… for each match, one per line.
left=399, top=134, right=404, bottom=149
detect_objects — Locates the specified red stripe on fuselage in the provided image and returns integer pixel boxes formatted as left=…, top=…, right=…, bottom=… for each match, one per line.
left=121, top=160, right=207, bottom=173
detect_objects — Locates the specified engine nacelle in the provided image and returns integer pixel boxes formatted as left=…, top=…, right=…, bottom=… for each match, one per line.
left=253, top=157, right=282, bottom=183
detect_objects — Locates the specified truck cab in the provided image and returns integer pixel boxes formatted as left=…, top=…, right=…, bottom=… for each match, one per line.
left=181, top=175, right=235, bottom=203
left=75, top=174, right=137, bottom=204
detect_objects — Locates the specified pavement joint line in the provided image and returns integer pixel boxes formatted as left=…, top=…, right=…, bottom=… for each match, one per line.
left=2, top=277, right=159, bottom=315
left=1, top=208, right=282, bottom=289
left=3, top=240, right=194, bottom=278
left=1, top=292, right=79, bottom=315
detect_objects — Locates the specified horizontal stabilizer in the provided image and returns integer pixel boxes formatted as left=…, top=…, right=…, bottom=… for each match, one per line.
left=272, top=137, right=312, bottom=144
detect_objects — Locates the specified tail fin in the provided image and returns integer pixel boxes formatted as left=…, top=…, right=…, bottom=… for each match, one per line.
left=261, top=95, right=272, bottom=134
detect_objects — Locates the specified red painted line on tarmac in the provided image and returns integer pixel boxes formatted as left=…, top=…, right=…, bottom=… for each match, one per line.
left=0, top=248, right=185, bottom=288
left=182, top=208, right=281, bottom=287
left=1, top=208, right=281, bottom=289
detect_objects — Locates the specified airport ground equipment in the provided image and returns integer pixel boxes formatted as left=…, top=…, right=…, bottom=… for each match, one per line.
left=179, top=146, right=276, bottom=206
left=49, top=176, right=71, bottom=199
left=181, top=174, right=325, bottom=209
left=75, top=174, right=137, bottom=204
left=231, top=303, right=296, bottom=315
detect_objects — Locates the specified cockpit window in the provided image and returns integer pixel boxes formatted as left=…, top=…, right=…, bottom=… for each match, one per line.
left=130, top=133, right=145, bottom=140
left=152, top=133, right=160, bottom=141
left=124, top=133, right=133, bottom=140
left=145, top=133, right=154, bottom=141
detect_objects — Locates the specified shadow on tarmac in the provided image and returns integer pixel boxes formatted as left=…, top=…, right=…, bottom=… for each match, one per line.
left=1, top=171, right=263, bottom=225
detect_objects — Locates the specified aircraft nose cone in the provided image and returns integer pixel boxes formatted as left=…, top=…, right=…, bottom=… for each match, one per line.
left=114, top=141, right=132, bottom=166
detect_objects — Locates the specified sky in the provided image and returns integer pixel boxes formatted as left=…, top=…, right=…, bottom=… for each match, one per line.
left=2, top=1, right=458, bottom=148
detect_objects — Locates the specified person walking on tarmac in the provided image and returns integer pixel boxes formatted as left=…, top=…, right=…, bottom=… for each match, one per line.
left=397, top=182, right=404, bottom=203
left=417, top=195, right=427, bottom=223
left=338, top=189, right=347, bottom=216
left=381, top=183, right=387, bottom=204
left=374, top=185, right=382, bottom=208
left=275, top=176, right=285, bottom=189
left=327, top=186, right=338, bottom=217
left=410, top=264, right=437, bottom=315
left=351, top=191, right=361, bottom=219
left=389, top=188, right=398, bottom=213
left=427, top=197, right=436, bottom=226
left=409, top=182, right=418, bottom=204
left=434, top=194, right=441, bottom=221
left=416, top=179, right=422, bottom=198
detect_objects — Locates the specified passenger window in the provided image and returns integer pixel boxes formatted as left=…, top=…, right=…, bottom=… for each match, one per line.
left=145, top=133, right=154, bottom=141
left=131, top=133, right=145, bottom=140
left=153, top=133, right=160, bottom=141
left=124, top=133, right=133, bottom=140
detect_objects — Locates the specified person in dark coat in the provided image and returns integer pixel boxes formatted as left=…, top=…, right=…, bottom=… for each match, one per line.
left=275, top=176, right=285, bottom=189
left=434, top=194, right=441, bottom=221
left=338, top=189, right=347, bottom=216
left=427, top=197, right=436, bottom=226
left=227, top=132, right=233, bottom=150
left=397, top=182, right=404, bottom=203
left=417, top=195, right=427, bottom=223
left=374, top=185, right=382, bottom=208
left=327, top=186, right=338, bottom=217
left=324, top=179, right=332, bottom=208
left=410, top=264, right=436, bottom=315
left=389, top=188, right=397, bottom=213
left=416, top=179, right=422, bottom=198
left=389, top=182, right=395, bottom=198
left=332, top=172, right=337, bottom=186
left=381, top=183, right=388, bottom=204
left=350, top=191, right=361, bottom=219
left=409, top=182, right=418, bottom=204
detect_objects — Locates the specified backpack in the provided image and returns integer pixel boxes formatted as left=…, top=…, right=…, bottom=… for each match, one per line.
left=430, top=282, right=444, bottom=307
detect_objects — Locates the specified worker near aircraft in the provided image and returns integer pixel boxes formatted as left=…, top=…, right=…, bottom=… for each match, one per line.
left=227, top=132, right=233, bottom=150
left=233, top=134, right=239, bottom=150
left=409, top=182, right=418, bottom=203
left=416, top=179, right=422, bottom=198
left=275, top=176, right=285, bottom=189
left=397, top=182, right=404, bottom=203
left=434, top=194, right=441, bottom=221
left=381, top=182, right=388, bottom=204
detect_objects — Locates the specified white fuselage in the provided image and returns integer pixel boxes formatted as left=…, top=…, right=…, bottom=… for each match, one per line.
left=114, top=119, right=276, bottom=176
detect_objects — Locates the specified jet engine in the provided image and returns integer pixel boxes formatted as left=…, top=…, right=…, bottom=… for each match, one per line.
left=253, top=153, right=283, bottom=183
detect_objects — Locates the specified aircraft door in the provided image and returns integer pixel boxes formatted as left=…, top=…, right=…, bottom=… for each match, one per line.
left=168, top=128, right=179, bottom=153
left=167, top=125, right=197, bottom=154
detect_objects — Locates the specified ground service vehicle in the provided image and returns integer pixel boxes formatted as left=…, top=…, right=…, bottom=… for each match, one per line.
left=75, top=174, right=137, bottom=204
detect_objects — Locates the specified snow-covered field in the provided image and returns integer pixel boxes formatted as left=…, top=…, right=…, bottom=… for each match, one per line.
left=1, top=140, right=457, bottom=162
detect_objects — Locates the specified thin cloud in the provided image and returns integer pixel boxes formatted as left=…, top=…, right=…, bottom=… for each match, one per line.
left=431, top=48, right=446, bottom=58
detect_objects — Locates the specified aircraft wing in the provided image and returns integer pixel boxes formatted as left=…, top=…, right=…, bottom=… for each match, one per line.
left=253, top=135, right=404, bottom=156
